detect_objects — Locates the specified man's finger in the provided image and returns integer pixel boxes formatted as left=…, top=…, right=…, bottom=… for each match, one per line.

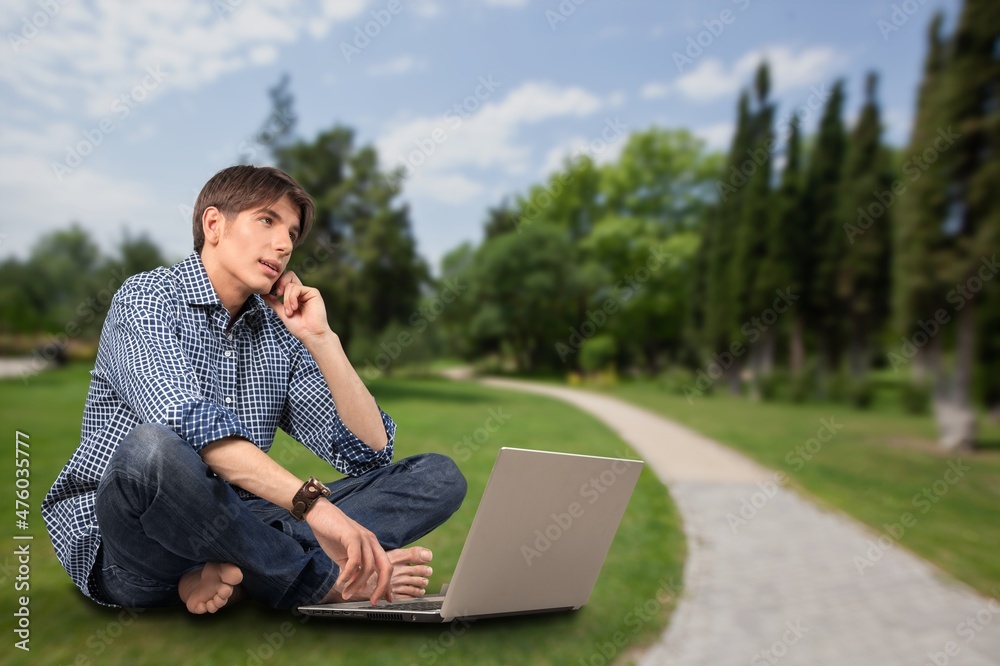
left=335, top=541, right=362, bottom=591
left=370, top=539, right=394, bottom=605
left=285, top=284, right=299, bottom=315
left=345, top=538, right=374, bottom=601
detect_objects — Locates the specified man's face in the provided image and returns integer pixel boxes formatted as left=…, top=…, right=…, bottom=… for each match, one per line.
left=215, top=194, right=301, bottom=296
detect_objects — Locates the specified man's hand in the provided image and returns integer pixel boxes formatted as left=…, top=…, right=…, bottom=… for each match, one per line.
left=305, top=500, right=394, bottom=605
left=264, top=270, right=331, bottom=343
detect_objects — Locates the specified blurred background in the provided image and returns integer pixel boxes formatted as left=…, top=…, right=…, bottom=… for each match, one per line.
left=2, top=0, right=996, bottom=451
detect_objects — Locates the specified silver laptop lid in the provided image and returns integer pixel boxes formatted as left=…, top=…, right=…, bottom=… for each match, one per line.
left=440, top=447, right=643, bottom=621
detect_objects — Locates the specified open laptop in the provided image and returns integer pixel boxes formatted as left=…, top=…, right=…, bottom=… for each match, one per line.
left=298, top=446, right=643, bottom=623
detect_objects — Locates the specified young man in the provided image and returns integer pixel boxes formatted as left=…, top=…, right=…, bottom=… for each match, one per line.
left=42, top=165, right=467, bottom=613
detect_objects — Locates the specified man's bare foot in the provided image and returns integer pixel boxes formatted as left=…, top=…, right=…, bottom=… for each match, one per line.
left=322, top=546, right=434, bottom=603
left=178, top=562, right=244, bottom=614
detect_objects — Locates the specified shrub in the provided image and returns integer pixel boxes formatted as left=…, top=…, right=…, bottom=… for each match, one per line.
left=901, top=381, right=931, bottom=415
left=849, top=376, right=875, bottom=410
left=579, top=334, right=617, bottom=374
left=759, top=370, right=788, bottom=402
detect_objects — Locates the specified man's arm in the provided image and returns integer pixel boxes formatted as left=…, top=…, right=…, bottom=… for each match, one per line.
left=267, top=271, right=394, bottom=467
left=302, top=330, right=387, bottom=450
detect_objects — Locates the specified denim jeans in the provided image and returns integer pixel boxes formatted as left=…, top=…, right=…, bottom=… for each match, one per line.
left=93, top=424, right=467, bottom=609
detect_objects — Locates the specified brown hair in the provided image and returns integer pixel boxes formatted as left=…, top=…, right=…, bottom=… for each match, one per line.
left=192, top=165, right=315, bottom=253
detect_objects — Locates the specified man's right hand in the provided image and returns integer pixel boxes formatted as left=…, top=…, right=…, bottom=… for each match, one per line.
left=305, top=500, right=394, bottom=605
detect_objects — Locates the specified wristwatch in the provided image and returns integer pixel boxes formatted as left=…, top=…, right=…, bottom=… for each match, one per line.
left=290, top=476, right=331, bottom=521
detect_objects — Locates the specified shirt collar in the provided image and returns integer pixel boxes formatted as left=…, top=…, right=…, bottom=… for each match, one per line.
left=173, top=252, right=268, bottom=323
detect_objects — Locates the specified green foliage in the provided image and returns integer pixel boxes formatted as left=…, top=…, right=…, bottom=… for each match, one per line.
left=758, top=369, right=787, bottom=402
left=0, top=227, right=166, bottom=338
left=657, top=366, right=697, bottom=395
left=848, top=375, right=876, bottom=410
left=789, top=362, right=819, bottom=403
left=804, top=80, right=848, bottom=364
left=838, top=72, right=894, bottom=375
left=901, top=380, right=932, bottom=414
left=579, top=334, right=617, bottom=373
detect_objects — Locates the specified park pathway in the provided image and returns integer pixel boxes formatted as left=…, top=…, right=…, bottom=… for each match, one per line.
left=478, top=377, right=1000, bottom=666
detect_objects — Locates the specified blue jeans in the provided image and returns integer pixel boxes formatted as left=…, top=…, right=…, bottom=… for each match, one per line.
left=93, top=424, right=466, bottom=609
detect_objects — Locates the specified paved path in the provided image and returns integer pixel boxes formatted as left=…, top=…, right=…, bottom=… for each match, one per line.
left=479, top=377, right=1000, bottom=666
left=0, top=357, right=48, bottom=379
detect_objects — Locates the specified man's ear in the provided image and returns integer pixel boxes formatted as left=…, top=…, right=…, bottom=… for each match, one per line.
left=202, top=206, right=226, bottom=247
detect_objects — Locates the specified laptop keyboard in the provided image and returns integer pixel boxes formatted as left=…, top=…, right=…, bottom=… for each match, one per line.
left=385, top=599, right=443, bottom=611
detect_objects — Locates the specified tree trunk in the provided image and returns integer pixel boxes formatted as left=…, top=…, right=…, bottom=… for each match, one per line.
left=725, top=361, right=742, bottom=395
left=747, top=344, right=762, bottom=402
left=847, top=322, right=867, bottom=381
left=912, top=343, right=928, bottom=385
left=789, top=316, right=805, bottom=378
left=760, top=327, right=777, bottom=375
left=931, top=303, right=977, bottom=451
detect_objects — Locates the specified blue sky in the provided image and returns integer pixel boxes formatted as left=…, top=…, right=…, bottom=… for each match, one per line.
left=0, top=0, right=961, bottom=272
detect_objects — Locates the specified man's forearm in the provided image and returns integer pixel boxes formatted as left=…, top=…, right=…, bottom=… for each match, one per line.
left=199, top=437, right=303, bottom=510
left=303, top=330, right=389, bottom=451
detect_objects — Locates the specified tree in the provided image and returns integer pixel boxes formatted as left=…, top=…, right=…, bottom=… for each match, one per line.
left=705, top=91, right=753, bottom=393
left=602, top=128, right=719, bottom=231
left=731, top=62, right=777, bottom=398
left=895, top=1, right=1000, bottom=449
left=457, top=225, right=584, bottom=371
left=837, top=72, right=893, bottom=380
left=761, top=114, right=807, bottom=377
left=517, top=155, right=603, bottom=240
left=240, top=74, right=297, bottom=165
left=803, top=79, right=848, bottom=384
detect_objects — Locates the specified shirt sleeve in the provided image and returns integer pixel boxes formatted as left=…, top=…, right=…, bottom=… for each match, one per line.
left=278, top=344, right=395, bottom=477
left=99, top=285, right=253, bottom=451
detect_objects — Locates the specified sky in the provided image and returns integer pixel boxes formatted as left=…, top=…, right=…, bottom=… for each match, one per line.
left=0, top=0, right=962, bottom=273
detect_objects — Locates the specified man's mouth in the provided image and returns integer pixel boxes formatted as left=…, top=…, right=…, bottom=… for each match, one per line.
left=259, top=259, right=281, bottom=276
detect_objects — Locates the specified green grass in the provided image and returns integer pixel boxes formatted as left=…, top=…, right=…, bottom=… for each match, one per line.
left=0, top=364, right=683, bottom=666
left=602, top=379, right=1000, bottom=596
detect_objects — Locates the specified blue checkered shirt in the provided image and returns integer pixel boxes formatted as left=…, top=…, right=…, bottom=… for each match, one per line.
left=41, top=252, right=395, bottom=604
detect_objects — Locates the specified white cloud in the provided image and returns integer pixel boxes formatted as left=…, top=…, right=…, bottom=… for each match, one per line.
left=640, top=82, right=671, bottom=100
left=411, top=0, right=444, bottom=18
left=407, top=173, right=486, bottom=206
left=0, top=153, right=174, bottom=259
left=376, top=81, right=607, bottom=205
left=674, top=45, right=845, bottom=103
left=0, top=1, right=367, bottom=117
left=366, top=55, right=428, bottom=77
left=539, top=131, right=626, bottom=178
left=482, top=0, right=530, bottom=7
left=693, top=122, right=734, bottom=151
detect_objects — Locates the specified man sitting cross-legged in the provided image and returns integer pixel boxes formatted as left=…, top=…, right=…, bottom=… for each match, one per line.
left=42, top=165, right=467, bottom=613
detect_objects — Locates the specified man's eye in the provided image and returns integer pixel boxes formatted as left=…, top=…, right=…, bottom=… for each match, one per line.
left=261, top=217, right=272, bottom=225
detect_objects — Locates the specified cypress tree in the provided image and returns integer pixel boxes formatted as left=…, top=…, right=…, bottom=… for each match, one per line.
left=706, top=90, right=752, bottom=392
left=803, top=80, right=848, bottom=384
left=731, top=62, right=777, bottom=397
left=895, top=1, right=999, bottom=449
left=837, top=72, right=894, bottom=380
left=759, top=113, right=806, bottom=377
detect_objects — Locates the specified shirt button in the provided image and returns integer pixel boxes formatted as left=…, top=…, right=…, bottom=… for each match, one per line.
left=224, top=396, right=233, bottom=404
left=224, top=350, right=233, bottom=358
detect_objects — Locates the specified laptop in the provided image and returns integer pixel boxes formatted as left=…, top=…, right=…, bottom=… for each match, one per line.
left=298, top=447, right=643, bottom=623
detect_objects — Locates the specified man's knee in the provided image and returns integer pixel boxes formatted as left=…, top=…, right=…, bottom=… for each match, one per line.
left=412, top=453, right=467, bottom=515
left=107, top=423, right=198, bottom=479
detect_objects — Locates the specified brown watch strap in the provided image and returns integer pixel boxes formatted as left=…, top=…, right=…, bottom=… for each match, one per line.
left=290, top=476, right=331, bottom=521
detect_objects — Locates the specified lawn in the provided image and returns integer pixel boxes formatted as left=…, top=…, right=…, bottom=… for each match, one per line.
left=603, top=379, right=1000, bottom=597
left=0, top=364, right=683, bottom=666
